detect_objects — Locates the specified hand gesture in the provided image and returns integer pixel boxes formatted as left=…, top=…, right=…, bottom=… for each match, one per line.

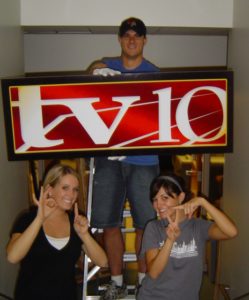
left=166, top=210, right=181, bottom=241
left=73, top=203, right=89, bottom=238
left=33, top=186, right=57, bottom=222
left=174, top=197, right=203, bottom=219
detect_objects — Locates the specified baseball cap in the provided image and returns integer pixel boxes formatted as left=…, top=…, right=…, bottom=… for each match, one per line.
left=119, top=17, right=147, bottom=37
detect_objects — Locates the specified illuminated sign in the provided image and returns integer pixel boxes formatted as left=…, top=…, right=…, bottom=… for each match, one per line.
left=1, top=71, right=233, bottom=160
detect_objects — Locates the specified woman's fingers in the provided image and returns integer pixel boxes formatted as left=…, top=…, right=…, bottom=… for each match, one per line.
left=32, top=193, right=39, bottom=206
left=165, top=210, right=180, bottom=241
left=74, top=214, right=89, bottom=237
left=174, top=203, right=197, bottom=218
left=45, top=198, right=57, bottom=208
left=167, top=224, right=180, bottom=241
left=173, top=204, right=185, bottom=211
left=80, top=216, right=88, bottom=227
left=167, top=209, right=179, bottom=226
left=74, top=204, right=87, bottom=227
left=166, top=213, right=173, bottom=224
left=39, top=186, right=45, bottom=201
left=43, top=185, right=52, bottom=199
left=175, top=209, right=180, bottom=224
left=74, top=202, right=79, bottom=218
left=33, top=186, right=45, bottom=207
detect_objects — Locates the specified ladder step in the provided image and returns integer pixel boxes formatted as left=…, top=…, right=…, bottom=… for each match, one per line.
left=122, top=227, right=135, bottom=233
left=123, top=252, right=137, bottom=262
left=98, top=284, right=136, bottom=291
left=86, top=296, right=135, bottom=300
left=123, top=209, right=131, bottom=218
left=94, top=227, right=135, bottom=233
left=87, top=252, right=136, bottom=263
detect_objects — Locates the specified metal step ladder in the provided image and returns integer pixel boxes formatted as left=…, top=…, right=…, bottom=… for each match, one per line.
left=82, top=158, right=138, bottom=300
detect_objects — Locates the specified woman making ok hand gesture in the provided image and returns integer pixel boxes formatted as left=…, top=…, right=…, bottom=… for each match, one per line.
left=6, top=164, right=107, bottom=300
left=137, top=174, right=238, bottom=300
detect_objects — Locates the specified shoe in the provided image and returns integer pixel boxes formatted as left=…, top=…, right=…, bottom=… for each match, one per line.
left=100, top=280, right=128, bottom=300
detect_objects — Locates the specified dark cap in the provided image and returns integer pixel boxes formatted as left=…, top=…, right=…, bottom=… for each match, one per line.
left=119, top=17, right=147, bottom=37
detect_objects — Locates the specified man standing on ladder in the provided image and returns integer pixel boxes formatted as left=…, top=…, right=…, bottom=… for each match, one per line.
left=88, top=17, right=160, bottom=299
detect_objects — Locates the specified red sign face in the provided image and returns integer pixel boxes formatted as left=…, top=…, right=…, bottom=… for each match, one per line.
left=1, top=71, right=233, bottom=160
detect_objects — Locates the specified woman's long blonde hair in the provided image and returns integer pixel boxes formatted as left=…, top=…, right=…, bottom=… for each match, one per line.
left=43, top=164, right=80, bottom=188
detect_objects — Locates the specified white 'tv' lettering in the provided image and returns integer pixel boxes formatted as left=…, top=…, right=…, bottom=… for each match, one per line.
left=17, top=86, right=139, bottom=149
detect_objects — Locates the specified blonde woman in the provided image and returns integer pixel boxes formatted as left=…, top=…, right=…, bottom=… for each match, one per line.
left=7, top=164, right=107, bottom=300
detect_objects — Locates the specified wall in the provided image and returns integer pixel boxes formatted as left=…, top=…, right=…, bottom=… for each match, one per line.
left=0, top=0, right=28, bottom=297
left=21, top=0, right=232, bottom=74
left=24, top=33, right=228, bottom=73
left=220, top=0, right=249, bottom=298
left=20, top=0, right=233, bottom=28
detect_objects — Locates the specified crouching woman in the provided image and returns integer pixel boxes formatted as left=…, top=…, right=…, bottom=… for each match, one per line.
left=6, top=164, right=107, bottom=300
left=136, top=174, right=238, bottom=300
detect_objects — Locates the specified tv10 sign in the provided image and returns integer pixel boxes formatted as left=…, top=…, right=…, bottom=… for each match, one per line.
left=1, top=71, right=233, bottom=160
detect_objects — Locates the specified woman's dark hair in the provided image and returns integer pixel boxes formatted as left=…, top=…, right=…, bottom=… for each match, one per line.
left=150, top=173, right=192, bottom=204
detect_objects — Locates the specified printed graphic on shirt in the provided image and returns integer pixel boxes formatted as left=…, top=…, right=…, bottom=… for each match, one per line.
left=170, top=238, right=198, bottom=259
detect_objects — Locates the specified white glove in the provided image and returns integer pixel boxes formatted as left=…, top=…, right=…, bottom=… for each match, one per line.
left=93, top=68, right=121, bottom=77
left=108, top=156, right=126, bottom=161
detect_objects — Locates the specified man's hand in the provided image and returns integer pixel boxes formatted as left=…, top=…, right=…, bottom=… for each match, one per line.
left=108, top=156, right=126, bottom=161
left=93, top=68, right=121, bottom=77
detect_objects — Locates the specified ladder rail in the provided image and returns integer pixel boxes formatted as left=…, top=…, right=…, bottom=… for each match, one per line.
left=82, top=157, right=95, bottom=300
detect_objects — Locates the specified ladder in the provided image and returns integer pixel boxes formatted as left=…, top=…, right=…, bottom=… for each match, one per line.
left=82, top=158, right=137, bottom=300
